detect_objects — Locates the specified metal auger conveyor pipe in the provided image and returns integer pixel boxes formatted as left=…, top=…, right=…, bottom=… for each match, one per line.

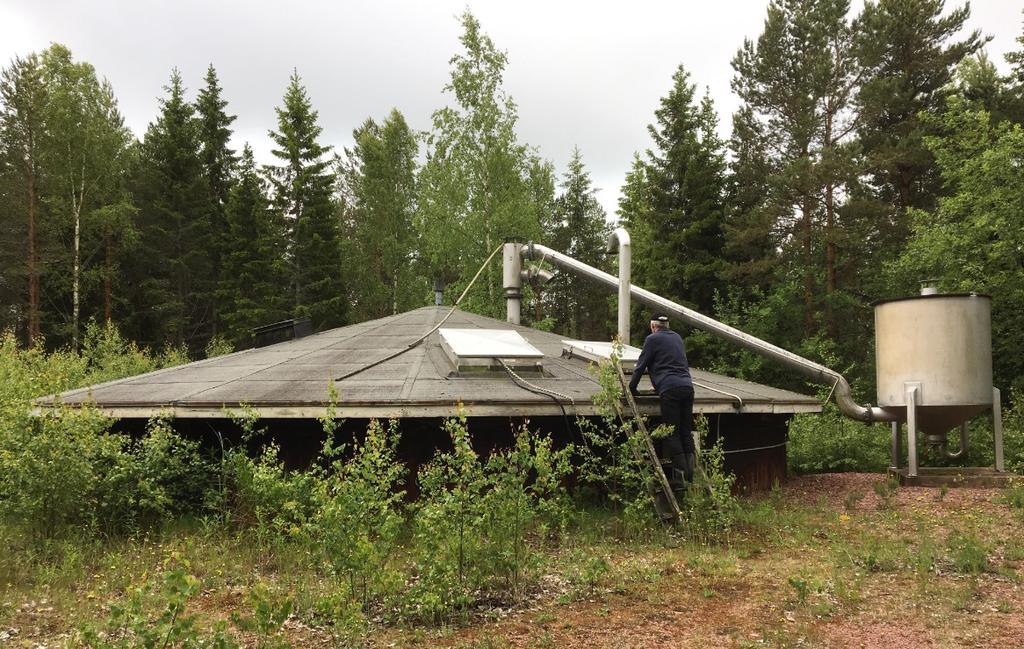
left=522, top=242, right=896, bottom=423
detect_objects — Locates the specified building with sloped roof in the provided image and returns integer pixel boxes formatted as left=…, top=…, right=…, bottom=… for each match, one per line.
left=37, top=306, right=822, bottom=490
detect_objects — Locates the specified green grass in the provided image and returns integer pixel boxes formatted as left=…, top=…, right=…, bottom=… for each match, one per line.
left=3, top=480, right=1023, bottom=648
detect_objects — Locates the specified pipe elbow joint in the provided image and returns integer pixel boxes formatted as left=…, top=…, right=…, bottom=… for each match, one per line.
left=606, top=228, right=631, bottom=254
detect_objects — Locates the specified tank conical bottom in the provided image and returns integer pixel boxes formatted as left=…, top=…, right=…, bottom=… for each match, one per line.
left=880, top=403, right=989, bottom=438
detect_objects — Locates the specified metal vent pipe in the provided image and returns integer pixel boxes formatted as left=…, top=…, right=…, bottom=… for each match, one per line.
left=522, top=241, right=895, bottom=423
left=503, top=241, right=523, bottom=325
left=607, top=228, right=631, bottom=344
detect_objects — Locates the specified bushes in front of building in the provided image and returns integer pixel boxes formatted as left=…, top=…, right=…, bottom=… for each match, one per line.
left=787, top=404, right=891, bottom=474
left=0, top=410, right=216, bottom=542
left=0, top=327, right=209, bottom=544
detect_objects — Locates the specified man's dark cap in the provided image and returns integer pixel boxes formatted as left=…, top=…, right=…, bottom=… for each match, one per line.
left=650, top=313, right=669, bottom=324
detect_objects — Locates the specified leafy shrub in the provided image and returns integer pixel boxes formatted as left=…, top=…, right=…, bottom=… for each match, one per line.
left=78, top=566, right=237, bottom=649
left=0, top=407, right=113, bottom=540
left=682, top=420, right=738, bottom=540
left=788, top=404, right=890, bottom=474
left=405, top=414, right=492, bottom=622
left=0, top=325, right=207, bottom=541
left=204, top=335, right=234, bottom=359
left=790, top=386, right=1024, bottom=476
left=0, top=408, right=214, bottom=540
left=79, top=321, right=160, bottom=384
left=403, top=411, right=572, bottom=623
left=223, top=443, right=316, bottom=542
left=309, top=418, right=406, bottom=616
left=576, top=349, right=739, bottom=540
left=574, top=353, right=661, bottom=538
left=230, top=584, right=293, bottom=649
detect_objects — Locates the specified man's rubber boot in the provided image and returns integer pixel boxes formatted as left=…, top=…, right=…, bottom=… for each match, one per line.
left=683, top=452, right=696, bottom=484
left=670, top=453, right=689, bottom=490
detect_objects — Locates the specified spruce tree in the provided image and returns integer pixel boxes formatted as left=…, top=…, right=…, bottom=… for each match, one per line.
left=218, top=145, right=288, bottom=346
left=129, top=69, right=214, bottom=350
left=343, top=109, right=421, bottom=321
left=195, top=65, right=238, bottom=333
left=722, top=106, right=780, bottom=293
left=616, top=154, right=655, bottom=345
left=855, top=0, right=985, bottom=215
left=543, top=147, right=610, bottom=339
left=0, top=53, right=46, bottom=345
left=640, top=66, right=727, bottom=316
left=267, top=71, right=345, bottom=329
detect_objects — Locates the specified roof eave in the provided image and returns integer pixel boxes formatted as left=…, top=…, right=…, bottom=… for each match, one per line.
left=31, top=400, right=822, bottom=419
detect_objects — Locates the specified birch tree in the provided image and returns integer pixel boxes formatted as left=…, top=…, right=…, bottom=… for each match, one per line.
left=40, top=44, right=132, bottom=349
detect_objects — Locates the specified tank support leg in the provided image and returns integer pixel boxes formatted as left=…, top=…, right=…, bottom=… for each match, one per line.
left=993, top=387, right=1004, bottom=472
left=890, top=421, right=901, bottom=470
left=906, top=386, right=919, bottom=478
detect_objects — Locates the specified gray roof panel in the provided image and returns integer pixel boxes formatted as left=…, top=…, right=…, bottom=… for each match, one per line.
left=37, top=306, right=822, bottom=418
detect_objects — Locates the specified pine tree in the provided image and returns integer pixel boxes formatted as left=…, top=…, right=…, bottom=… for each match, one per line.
left=0, top=53, right=46, bottom=345
left=129, top=69, right=214, bottom=350
left=218, top=145, right=288, bottom=346
left=953, top=53, right=1012, bottom=123
left=543, top=147, right=610, bottom=339
left=855, top=0, right=985, bottom=215
left=342, top=109, right=421, bottom=321
left=731, top=0, right=862, bottom=335
left=267, top=71, right=344, bottom=329
left=195, top=65, right=238, bottom=333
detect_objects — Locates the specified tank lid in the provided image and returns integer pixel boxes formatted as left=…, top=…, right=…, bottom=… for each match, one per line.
left=872, top=292, right=991, bottom=307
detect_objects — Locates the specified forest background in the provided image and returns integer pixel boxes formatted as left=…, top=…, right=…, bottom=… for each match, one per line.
left=3, top=0, right=1024, bottom=404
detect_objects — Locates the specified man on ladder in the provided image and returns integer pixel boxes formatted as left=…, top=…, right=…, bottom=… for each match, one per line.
left=628, top=313, right=696, bottom=489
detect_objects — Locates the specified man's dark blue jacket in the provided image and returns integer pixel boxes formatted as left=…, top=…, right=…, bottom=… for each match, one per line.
left=628, top=328, right=692, bottom=395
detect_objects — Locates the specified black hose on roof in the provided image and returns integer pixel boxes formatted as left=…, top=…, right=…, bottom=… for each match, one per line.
left=333, top=244, right=504, bottom=383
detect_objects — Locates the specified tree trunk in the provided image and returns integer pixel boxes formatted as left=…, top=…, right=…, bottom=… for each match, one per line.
left=104, top=232, right=113, bottom=324
left=27, top=162, right=39, bottom=347
left=825, top=182, right=837, bottom=338
left=72, top=169, right=84, bottom=351
left=802, top=196, right=814, bottom=337
left=898, top=167, right=912, bottom=212
left=823, top=110, right=836, bottom=339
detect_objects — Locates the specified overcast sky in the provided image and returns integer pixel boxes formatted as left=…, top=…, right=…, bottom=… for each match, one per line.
left=2, top=0, right=1022, bottom=217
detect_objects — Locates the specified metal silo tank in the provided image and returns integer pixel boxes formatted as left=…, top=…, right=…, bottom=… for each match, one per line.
left=874, top=292, right=992, bottom=444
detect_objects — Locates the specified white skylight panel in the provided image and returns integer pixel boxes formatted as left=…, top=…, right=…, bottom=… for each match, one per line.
left=439, top=328, right=544, bottom=370
left=561, top=340, right=642, bottom=370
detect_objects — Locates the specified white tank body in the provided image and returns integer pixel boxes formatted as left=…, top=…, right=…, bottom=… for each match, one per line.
left=874, top=293, right=992, bottom=434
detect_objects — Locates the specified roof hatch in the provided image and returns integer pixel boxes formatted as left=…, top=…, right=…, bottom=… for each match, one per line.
left=439, top=328, right=544, bottom=371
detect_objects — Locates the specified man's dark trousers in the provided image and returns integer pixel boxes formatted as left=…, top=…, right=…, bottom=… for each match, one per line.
left=660, top=385, right=695, bottom=482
